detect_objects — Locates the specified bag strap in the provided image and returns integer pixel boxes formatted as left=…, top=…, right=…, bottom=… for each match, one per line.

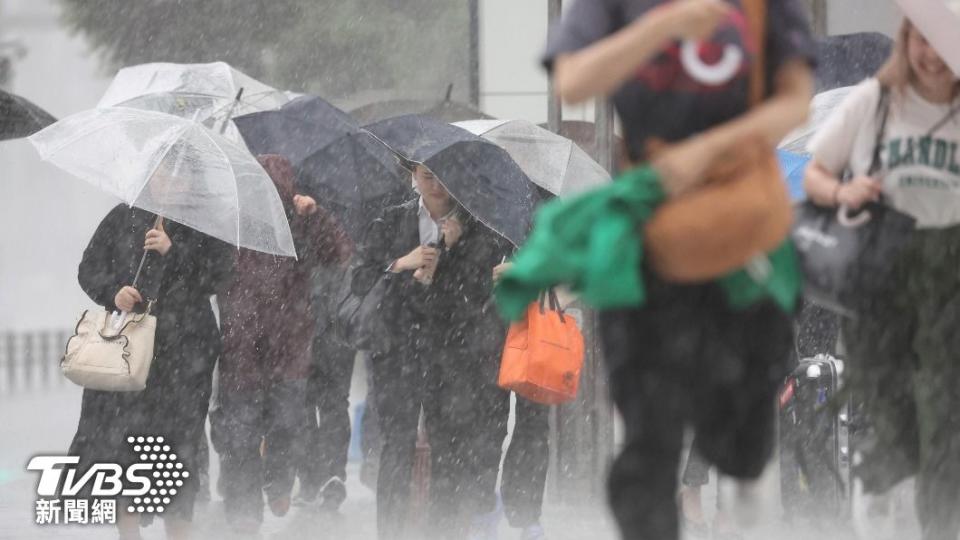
left=741, top=0, right=768, bottom=107
left=868, top=86, right=892, bottom=176
left=537, top=288, right=567, bottom=322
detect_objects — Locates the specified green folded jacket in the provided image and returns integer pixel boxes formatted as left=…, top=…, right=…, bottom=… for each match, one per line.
left=494, top=165, right=801, bottom=321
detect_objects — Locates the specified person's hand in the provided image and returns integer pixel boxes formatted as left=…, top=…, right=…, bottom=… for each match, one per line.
left=492, top=262, right=513, bottom=283
left=440, top=216, right=463, bottom=248
left=144, top=225, right=172, bottom=256
left=659, top=0, right=732, bottom=41
left=114, top=286, right=142, bottom=312
left=293, top=195, right=318, bottom=216
left=392, top=245, right=439, bottom=273
left=652, top=136, right=715, bottom=197
left=837, top=176, right=882, bottom=210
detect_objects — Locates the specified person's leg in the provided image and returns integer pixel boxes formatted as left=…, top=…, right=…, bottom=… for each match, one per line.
left=909, top=240, right=960, bottom=540
left=312, top=338, right=356, bottom=509
left=600, top=308, right=690, bottom=540
left=501, top=395, right=550, bottom=530
left=679, top=444, right=710, bottom=535
left=360, top=351, right=383, bottom=491
left=293, top=334, right=324, bottom=503
left=371, top=348, right=424, bottom=540
left=423, top=350, right=509, bottom=539
left=263, top=378, right=307, bottom=517
left=217, top=384, right=267, bottom=527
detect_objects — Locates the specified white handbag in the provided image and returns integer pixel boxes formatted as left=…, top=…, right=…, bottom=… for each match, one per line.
left=62, top=305, right=157, bottom=392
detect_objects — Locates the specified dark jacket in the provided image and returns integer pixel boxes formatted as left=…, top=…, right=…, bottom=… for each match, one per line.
left=77, top=204, right=233, bottom=368
left=354, top=199, right=512, bottom=358
left=218, top=155, right=352, bottom=391
left=70, top=204, right=233, bottom=519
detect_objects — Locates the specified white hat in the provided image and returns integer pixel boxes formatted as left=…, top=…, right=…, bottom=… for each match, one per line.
left=895, top=0, right=960, bottom=76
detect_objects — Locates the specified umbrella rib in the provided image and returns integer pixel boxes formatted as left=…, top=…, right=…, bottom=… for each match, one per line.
left=195, top=124, right=243, bottom=249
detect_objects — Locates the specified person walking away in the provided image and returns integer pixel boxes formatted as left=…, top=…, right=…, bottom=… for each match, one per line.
left=294, top=250, right=356, bottom=511
left=354, top=164, right=511, bottom=539
left=70, top=204, right=233, bottom=540
left=215, top=154, right=350, bottom=534
left=803, top=16, right=960, bottom=540
left=542, top=0, right=816, bottom=538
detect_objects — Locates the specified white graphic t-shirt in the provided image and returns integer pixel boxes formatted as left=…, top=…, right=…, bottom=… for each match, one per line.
left=808, top=78, right=960, bottom=229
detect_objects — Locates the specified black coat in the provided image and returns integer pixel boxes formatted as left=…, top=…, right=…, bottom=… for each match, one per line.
left=354, top=199, right=511, bottom=359
left=68, top=204, right=233, bottom=519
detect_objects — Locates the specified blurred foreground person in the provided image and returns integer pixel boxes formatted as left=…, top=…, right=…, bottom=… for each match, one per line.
left=804, top=15, right=960, bottom=540
left=543, top=0, right=815, bottom=538
left=353, top=164, right=511, bottom=539
left=214, top=154, right=350, bottom=533
left=71, top=205, right=233, bottom=540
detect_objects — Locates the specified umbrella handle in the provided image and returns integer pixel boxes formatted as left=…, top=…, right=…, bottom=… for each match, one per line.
left=219, top=87, right=245, bottom=134
left=837, top=205, right=871, bottom=228
left=132, top=216, right=165, bottom=289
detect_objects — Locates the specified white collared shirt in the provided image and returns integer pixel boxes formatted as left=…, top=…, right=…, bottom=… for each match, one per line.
left=418, top=197, right=456, bottom=246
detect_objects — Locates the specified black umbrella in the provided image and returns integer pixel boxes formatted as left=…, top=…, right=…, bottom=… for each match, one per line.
left=234, top=95, right=410, bottom=240
left=815, top=32, right=893, bottom=92
left=1, top=89, right=56, bottom=141
left=350, top=85, right=491, bottom=124
left=364, top=114, right=536, bottom=246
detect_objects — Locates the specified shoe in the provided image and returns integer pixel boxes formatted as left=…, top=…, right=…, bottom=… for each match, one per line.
left=268, top=495, right=291, bottom=518
left=520, top=523, right=546, bottom=540
left=317, top=476, right=347, bottom=512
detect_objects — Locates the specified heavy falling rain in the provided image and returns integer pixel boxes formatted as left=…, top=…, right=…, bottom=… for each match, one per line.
left=0, top=1, right=958, bottom=539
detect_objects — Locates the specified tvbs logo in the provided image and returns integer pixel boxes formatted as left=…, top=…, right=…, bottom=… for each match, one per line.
left=28, top=435, right=189, bottom=517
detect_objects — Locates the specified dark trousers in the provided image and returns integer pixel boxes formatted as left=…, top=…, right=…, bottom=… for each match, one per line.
left=295, top=335, right=355, bottom=505
left=215, top=379, right=306, bottom=523
left=501, top=395, right=550, bottom=528
left=600, top=284, right=792, bottom=540
left=370, top=342, right=509, bottom=540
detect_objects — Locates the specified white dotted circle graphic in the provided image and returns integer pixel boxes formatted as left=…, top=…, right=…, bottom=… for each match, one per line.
left=176, top=480, right=183, bottom=487
left=146, top=436, right=154, bottom=443
left=182, top=471, right=190, bottom=478
left=137, top=436, right=144, bottom=443
left=127, top=506, right=135, bottom=513
left=136, top=506, right=144, bottom=513
left=170, top=489, right=177, bottom=496
left=163, top=497, right=171, bottom=504
left=175, top=463, right=183, bottom=470
left=156, top=436, right=164, bottom=443
left=150, top=454, right=157, bottom=461
left=127, top=437, right=135, bottom=443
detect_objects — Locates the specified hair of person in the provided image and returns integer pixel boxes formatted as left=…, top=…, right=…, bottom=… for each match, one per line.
left=876, top=18, right=960, bottom=99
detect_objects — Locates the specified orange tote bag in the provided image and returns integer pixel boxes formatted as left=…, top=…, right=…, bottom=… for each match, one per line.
left=498, top=290, right=585, bottom=405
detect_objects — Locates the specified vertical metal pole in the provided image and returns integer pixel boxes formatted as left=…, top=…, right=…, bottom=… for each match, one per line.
left=547, top=0, right=563, bottom=134
left=810, top=0, right=828, bottom=36
left=468, top=0, right=481, bottom=107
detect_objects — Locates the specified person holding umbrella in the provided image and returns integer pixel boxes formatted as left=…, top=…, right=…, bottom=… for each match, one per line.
left=803, top=5, right=960, bottom=538
left=70, top=194, right=234, bottom=539
left=213, top=154, right=351, bottom=534
left=352, top=159, right=515, bottom=539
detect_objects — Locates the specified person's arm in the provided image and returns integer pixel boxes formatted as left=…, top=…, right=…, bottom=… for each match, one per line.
left=654, top=59, right=814, bottom=195
left=78, top=205, right=126, bottom=310
left=803, top=80, right=884, bottom=209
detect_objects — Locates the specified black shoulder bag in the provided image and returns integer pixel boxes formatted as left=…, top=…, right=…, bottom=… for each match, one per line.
left=791, top=86, right=916, bottom=317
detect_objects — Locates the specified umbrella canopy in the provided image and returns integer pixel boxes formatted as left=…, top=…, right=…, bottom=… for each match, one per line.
left=98, top=62, right=291, bottom=134
left=364, top=114, right=536, bottom=246
left=350, top=98, right=491, bottom=124
left=29, top=107, right=295, bottom=257
left=0, top=89, right=56, bottom=141
left=234, top=95, right=410, bottom=240
left=454, top=119, right=610, bottom=197
left=815, top=32, right=893, bottom=92
left=896, top=0, right=960, bottom=76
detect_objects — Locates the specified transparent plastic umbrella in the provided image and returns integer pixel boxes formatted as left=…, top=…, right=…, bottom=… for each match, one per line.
left=779, top=86, right=853, bottom=154
left=97, top=61, right=291, bottom=139
left=454, top=119, right=610, bottom=197
left=28, top=107, right=295, bottom=257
